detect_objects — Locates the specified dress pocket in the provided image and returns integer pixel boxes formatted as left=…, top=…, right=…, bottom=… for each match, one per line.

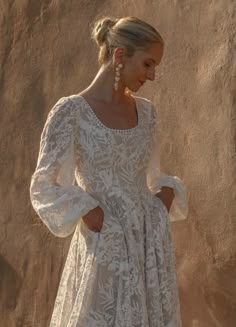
left=80, top=219, right=100, bottom=238
left=152, top=194, right=169, bottom=217
left=86, top=222, right=104, bottom=235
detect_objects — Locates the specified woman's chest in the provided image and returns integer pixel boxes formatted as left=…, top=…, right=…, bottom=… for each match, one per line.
left=82, top=99, right=139, bottom=130
left=74, top=110, right=152, bottom=171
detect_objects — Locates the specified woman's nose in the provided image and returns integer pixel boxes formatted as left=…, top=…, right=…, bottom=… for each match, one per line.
left=147, top=69, right=155, bottom=81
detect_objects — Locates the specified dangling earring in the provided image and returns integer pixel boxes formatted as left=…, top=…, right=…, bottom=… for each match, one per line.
left=114, top=63, right=123, bottom=91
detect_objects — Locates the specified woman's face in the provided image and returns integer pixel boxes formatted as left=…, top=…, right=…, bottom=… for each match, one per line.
left=121, top=43, right=164, bottom=92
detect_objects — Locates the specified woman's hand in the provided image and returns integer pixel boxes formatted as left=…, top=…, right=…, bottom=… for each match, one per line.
left=82, top=206, right=104, bottom=232
left=155, top=186, right=175, bottom=212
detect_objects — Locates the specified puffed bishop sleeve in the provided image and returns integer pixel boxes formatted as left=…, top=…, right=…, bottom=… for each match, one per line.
left=30, top=97, right=99, bottom=237
left=147, top=101, right=188, bottom=221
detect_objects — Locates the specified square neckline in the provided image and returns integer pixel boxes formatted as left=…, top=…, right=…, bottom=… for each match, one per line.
left=78, top=95, right=141, bottom=132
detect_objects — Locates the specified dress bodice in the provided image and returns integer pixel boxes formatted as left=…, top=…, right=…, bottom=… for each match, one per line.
left=74, top=96, right=153, bottom=196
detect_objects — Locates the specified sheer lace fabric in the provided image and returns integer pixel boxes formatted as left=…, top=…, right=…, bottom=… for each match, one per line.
left=30, top=95, right=188, bottom=327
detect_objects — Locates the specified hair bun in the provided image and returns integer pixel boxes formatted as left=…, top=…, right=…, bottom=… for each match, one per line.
left=92, top=17, right=118, bottom=47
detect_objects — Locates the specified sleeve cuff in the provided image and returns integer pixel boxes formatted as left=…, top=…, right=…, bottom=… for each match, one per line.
left=157, top=175, right=188, bottom=221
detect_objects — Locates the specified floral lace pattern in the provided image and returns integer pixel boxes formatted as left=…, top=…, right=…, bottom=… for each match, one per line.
left=30, top=94, right=188, bottom=326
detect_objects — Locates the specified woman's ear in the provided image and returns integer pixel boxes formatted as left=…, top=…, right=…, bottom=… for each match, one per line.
left=113, top=47, right=125, bottom=65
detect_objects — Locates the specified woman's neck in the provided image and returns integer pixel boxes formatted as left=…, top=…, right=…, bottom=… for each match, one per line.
left=82, top=63, right=129, bottom=104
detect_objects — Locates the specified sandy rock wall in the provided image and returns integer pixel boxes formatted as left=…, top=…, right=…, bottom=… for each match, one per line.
left=0, top=1, right=235, bottom=326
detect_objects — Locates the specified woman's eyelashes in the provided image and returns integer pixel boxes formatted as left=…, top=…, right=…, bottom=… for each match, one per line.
left=145, top=62, right=157, bottom=70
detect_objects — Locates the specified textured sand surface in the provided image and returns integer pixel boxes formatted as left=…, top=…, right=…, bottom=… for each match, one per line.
left=0, top=1, right=235, bottom=326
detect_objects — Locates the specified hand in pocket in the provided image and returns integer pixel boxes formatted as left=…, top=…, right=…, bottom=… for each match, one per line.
left=82, top=206, right=104, bottom=232
left=155, top=187, right=174, bottom=212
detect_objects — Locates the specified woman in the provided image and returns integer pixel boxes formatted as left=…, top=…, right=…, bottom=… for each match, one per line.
left=30, top=16, right=188, bottom=327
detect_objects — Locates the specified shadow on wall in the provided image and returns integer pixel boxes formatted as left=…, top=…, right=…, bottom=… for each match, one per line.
left=0, top=256, right=22, bottom=311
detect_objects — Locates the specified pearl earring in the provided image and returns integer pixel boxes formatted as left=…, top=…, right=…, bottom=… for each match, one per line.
left=114, top=63, right=123, bottom=91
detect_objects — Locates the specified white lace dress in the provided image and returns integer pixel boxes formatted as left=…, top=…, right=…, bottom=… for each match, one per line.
left=30, top=94, right=188, bottom=327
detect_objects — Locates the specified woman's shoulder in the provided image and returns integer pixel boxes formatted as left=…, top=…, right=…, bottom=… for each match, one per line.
left=45, top=95, right=84, bottom=128
left=50, top=95, right=73, bottom=114
left=133, top=95, right=155, bottom=108
left=132, top=95, right=156, bottom=119
left=52, top=94, right=84, bottom=108
left=49, top=94, right=85, bottom=116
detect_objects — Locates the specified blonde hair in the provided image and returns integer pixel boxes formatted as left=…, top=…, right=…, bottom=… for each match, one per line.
left=91, top=16, right=164, bottom=66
